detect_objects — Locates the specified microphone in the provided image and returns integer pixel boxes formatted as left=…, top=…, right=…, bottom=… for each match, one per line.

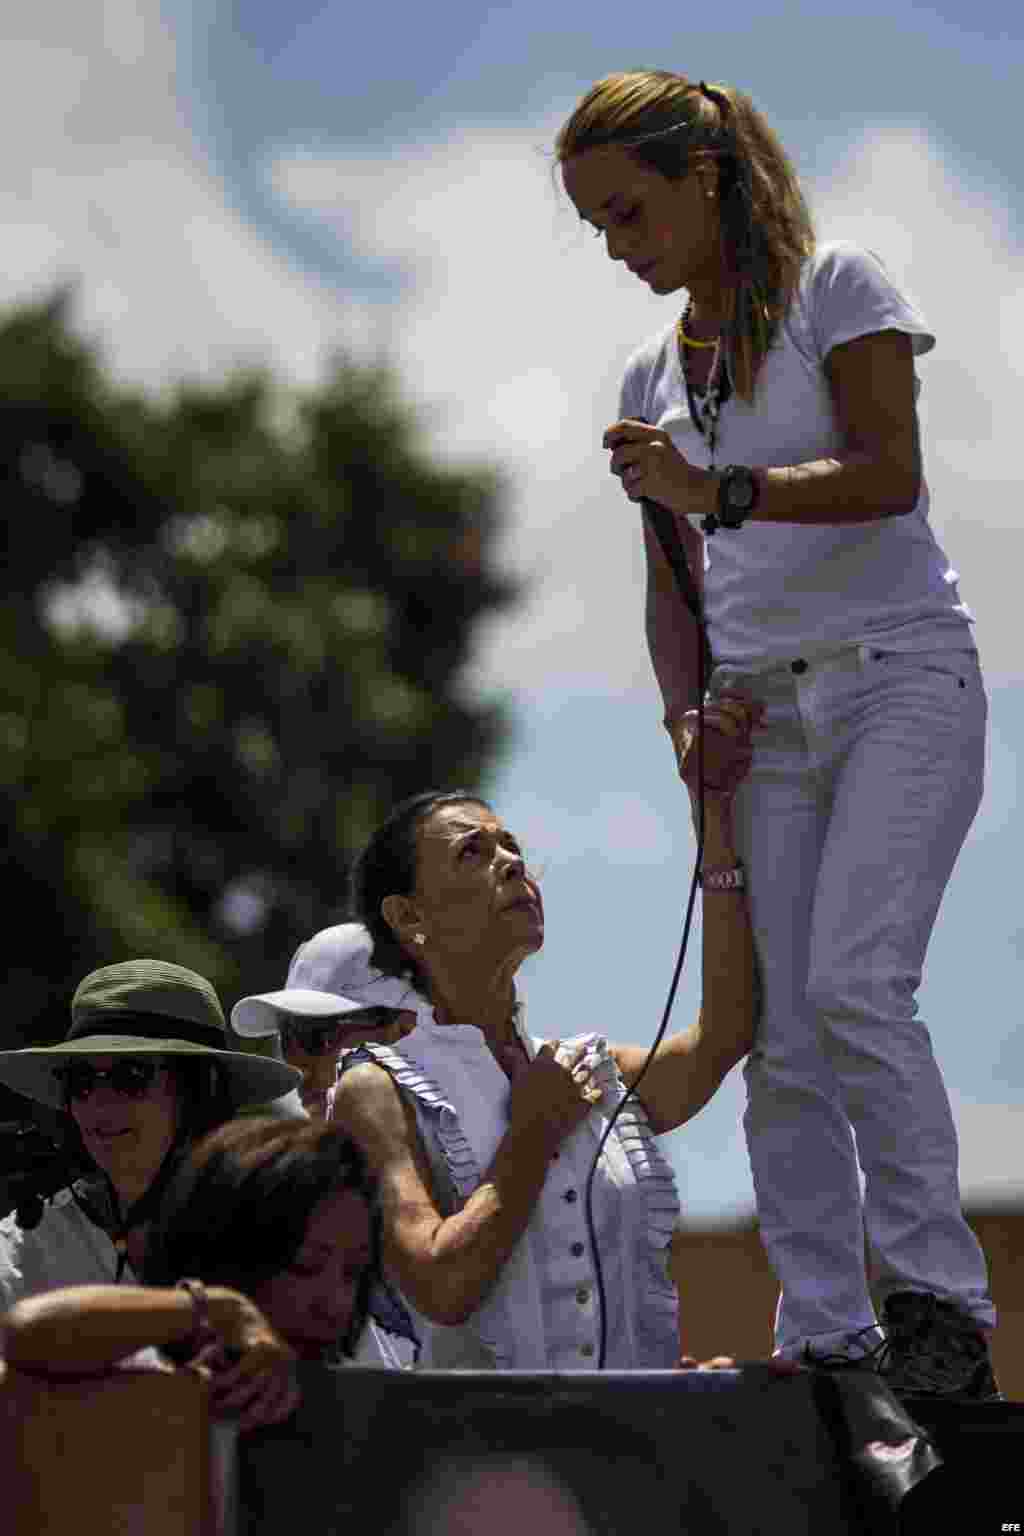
left=632, top=415, right=705, bottom=633
left=640, top=497, right=703, bottom=630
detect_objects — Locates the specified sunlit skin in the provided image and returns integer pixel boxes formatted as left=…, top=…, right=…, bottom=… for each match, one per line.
left=561, top=143, right=725, bottom=329
left=282, top=1039, right=342, bottom=1120
left=70, top=1056, right=180, bottom=1209
left=382, top=802, right=544, bottom=1051
left=250, top=1187, right=372, bottom=1360
left=563, top=141, right=920, bottom=533
left=561, top=143, right=725, bottom=519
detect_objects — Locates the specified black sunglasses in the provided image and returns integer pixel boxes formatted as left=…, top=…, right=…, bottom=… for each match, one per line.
left=52, top=1058, right=166, bottom=1102
left=280, top=1007, right=398, bottom=1056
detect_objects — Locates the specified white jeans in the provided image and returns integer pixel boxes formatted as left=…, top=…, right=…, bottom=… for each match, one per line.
left=711, top=643, right=994, bottom=1358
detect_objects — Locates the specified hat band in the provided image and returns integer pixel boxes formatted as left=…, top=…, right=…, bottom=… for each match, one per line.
left=66, top=1013, right=226, bottom=1050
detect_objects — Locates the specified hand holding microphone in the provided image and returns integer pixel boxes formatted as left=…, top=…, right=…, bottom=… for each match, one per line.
left=603, top=416, right=717, bottom=524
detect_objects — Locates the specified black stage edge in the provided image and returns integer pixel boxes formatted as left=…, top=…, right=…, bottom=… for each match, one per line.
left=237, top=1366, right=1020, bottom=1535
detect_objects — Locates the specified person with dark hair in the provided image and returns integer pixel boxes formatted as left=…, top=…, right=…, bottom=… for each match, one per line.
left=553, top=71, right=997, bottom=1398
left=1, top=1118, right=385, bottom=1528
left=0, top=960, right=300, bottom=1308
left=327, top=694, right=760, bottom=1371
left=141, top=1116, right=377, bottom=1356
left=230, top=980, right=416, bottom=1122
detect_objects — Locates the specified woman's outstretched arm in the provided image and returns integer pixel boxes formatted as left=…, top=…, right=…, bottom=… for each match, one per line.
left=611, top=696, right=761, bottom=1133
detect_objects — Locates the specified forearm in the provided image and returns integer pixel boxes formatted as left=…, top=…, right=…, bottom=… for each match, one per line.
left=684, top=449, right=919, bottom=529
left=643, top=519, right=704, bottom=718
left=756, top=445, right=920, bottom=523
left=698, top=808, right=758, bottom=1081
left=1, top=1285, right=234, bottom=1374
left=390, top=1129, right=556, bottom=1326
left=617, top=804, right=756, bottom=1133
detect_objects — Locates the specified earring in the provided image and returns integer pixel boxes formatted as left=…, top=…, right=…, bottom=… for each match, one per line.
left=413, top=933, right=426, bottom=947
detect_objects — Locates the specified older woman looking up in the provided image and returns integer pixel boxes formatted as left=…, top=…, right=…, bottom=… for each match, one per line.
left=329, top=695, right=760, bottom=1370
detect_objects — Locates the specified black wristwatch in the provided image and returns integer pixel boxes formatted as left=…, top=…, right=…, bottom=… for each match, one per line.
left=705, top=464, right=759, bottom=533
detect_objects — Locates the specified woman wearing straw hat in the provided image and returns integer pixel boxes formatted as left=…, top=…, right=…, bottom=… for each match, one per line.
left=0, top=959, right=300, bottom=1308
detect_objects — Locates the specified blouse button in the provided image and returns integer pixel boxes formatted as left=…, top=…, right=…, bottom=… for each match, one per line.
left=564, top=1189, right=578, bottom=1204
left=580, top=1342, right=595, bottom=1358
left=570, top=1241, right=585, bottom=1258
left=576, top=1287, right=590, bottom=1306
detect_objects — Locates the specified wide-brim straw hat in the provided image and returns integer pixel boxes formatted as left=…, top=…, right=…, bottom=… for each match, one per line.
left=0, top=959, right=301, bottom=1112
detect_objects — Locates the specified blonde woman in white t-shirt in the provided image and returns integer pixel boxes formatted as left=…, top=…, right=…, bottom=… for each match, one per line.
left=555, top=69, right=998, bottom=1401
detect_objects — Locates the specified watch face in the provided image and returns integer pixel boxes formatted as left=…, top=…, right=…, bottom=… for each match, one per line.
left=728, top=471, right=755, bottom=509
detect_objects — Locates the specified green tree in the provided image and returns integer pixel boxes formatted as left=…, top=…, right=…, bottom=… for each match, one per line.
left=0, top=292, right=517, bottom=1059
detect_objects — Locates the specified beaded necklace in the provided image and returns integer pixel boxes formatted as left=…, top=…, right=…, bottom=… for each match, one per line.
left=678, top=297, right=732, bottom=474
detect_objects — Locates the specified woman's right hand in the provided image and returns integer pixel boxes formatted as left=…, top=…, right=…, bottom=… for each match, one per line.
left=666, top=691, right=764, bottom=805
left=201, top=1289, right=301, bottom=1432
left=507, top=1041, right=597, bottom=1151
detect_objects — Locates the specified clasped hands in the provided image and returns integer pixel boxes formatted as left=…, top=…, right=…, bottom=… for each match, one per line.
left=190, top=1289, right=300, bottom=1433
left=603, top=418, right=714, bottom=519
left=668, top=692, right=765, bottom=805
left=508, top=1039, right=605, bottom=1150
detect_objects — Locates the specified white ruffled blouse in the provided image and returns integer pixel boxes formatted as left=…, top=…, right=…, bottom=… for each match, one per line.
left=353, top=1002, right=681, bottom=1371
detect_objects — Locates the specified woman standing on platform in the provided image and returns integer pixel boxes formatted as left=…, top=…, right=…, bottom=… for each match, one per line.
left=329, top=699, right=759, bottom=1372
left=554, top=70, right=998, bottom=1399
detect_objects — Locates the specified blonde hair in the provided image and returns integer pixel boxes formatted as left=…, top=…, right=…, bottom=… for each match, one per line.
left=555, top=71, right=815, bottom=401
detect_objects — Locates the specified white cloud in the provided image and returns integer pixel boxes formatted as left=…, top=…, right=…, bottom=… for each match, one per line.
left=274, top=120, right=1024, bottom=692
left=0, top=0, right=371, bottom=390
left=274, top=129, right=668, bottom=699
left=813, top=128, right=1024, bottom=675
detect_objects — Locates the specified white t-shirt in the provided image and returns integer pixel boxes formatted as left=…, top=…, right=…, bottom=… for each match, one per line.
left=619, top=240, right=975, bottom=667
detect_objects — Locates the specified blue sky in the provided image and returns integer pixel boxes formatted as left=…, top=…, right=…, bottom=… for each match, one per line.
left=4, top=0, right=1021, bottom=1218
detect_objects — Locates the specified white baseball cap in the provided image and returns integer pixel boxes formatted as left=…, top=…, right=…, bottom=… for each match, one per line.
left=230, top=986, right=374, bottom=1040
left=285, top=922, right=427, bottom=1014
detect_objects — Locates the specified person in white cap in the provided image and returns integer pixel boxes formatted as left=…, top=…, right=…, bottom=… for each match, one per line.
left=232, top=966, right=417, bottom=1122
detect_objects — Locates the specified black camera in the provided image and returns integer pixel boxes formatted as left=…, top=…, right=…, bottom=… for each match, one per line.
left=0, top=1118, right=88, bottom=1229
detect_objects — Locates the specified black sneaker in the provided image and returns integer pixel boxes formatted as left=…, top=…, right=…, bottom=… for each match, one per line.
left=801, top=1324, right=886, bottom=1373
left=878, top=1290, right=1002, bottom=1402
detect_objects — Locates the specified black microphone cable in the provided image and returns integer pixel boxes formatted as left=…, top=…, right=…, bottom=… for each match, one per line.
left=584, top=491, right=710, bottom=1369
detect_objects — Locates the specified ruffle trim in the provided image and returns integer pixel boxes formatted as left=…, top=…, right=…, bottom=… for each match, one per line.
left=359, top=1042, right=481, bottom=1208
left=566, top=1033, right=682, bottom=1367
left=357, top=1041, right=522, bottom=1368
left=356, top=1034, right=681, bottom=1369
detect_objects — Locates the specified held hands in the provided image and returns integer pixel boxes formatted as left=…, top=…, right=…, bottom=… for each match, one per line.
left=603, top=418, right=713, bottom=519
left=198, top=1289, right=300, bottom=1433
left=507, top=1040, right=601, bottom=1153
left=666, top=692, right=765, bottom=810
left=677, top=1354, right=804, bottom=1374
